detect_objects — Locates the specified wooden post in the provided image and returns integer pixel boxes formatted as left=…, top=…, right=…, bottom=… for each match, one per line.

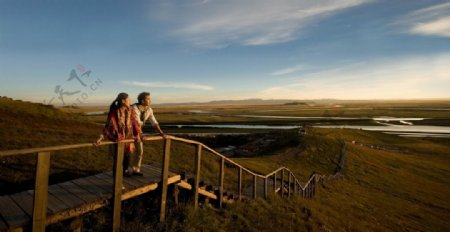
left=281, top=169, right=285, bottom=197
left=305, top=184, right=308, bottom=198
left=160, top=138, right=171, bottom=222
left=264, top=177, right=268, bottom=199
left=308, top=184, right=311, bottom=199
left=112, top=142, right=125, bottom=231
left=218, top=157, right=225, bottom=208
left=238, top=168, right=242, bottom=201
left=273, top=172, right=277, bottom=193
left=288, top=173, right=291, bottom=197
left=293, top=180, right=297, bottom=194
left=252, top=175, right=257, bottom=199
left=193, top=144, right=202, bottom=209
left=32, top=151, right=50, bottom=232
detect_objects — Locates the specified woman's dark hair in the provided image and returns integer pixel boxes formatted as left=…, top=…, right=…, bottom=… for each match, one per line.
left=109, top=92, right=129, bottom=111
left=137, top=92, right=150, bottom=104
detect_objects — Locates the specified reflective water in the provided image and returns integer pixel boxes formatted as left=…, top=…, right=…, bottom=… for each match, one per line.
left=315, top=125, right=450, bottom=138
left=168, top=124, right=301, bottom=129
left=83, top=111, right=105, bottom=115
left=166, top=123, right=450, bottom=138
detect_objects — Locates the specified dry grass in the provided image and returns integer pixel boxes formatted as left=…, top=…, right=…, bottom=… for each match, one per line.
left=2, top=97, right=449, bottom=231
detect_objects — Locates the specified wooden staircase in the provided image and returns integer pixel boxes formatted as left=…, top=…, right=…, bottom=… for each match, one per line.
left=0, top=135, right=335, bottom=232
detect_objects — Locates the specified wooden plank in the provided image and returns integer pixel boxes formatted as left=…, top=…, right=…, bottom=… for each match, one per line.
left=112, top=142, right=125, bottom=232
left=121, top=175, right=144, bottom=190
left=264, top=178, right=268, bottom=199
left=94, top=172, right=114, bottom=186
left=112, top=170, right=143, bottom=190
left=59, top=181, right=99, bottom=204
left=122, top=183, right=159, bottom=201
left=293, top=180, right=297, bottom=194
left=281, top=169, right=285, bottom=197
left=140, top=165, right=168, bottom=182
left=160, top=138, right=171, bottom=222
left=193, top=144, right=202, bottom=209
left=121, top=175, right=180, bottom=201
left=48, top=184, right=84, bottom=211
left=288, top=173, right=291, bottom=197
left=273, top=172, right=277, bottom=193
left=10, top=191, right=34, bottom=218
left=176, top=181, right=217, bottom=200
left=140, top=164, right=178, bottom=180
left=141, top=164, right=165, bottom=175
left=71, top=177, right=110, bottom=199
left=0, top=216, right=7, bottom=231
left=33, top=151, right=50, bottom=232
left=34, top=188, right=70, bottom=215
left=0, top=195, right=30, bottom=229
left=85, top=174, right=113, bottom=194
left=46, top=198, right=107, bottom=226
left=218, top=158, right=224, bottom=208
left=92, top=171, right=165, bottom=202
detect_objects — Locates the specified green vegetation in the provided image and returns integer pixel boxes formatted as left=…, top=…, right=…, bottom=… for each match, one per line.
left=75, top=99, right=450, bottom=126
left=0, top=97, right=108, bottom=193
left=2, top=98, right=450, bottom=231
left=121, top=127, right=449, bottom=231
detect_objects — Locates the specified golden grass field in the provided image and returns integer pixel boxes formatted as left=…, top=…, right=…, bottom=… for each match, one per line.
left=1, top=97, right=449, bottom=231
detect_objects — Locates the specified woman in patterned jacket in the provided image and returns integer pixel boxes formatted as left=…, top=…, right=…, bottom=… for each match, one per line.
left=95, top=92, right=140, bottom=176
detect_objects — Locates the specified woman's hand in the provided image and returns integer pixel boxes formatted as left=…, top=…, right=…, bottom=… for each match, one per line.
left=93, top=135, right=104, bottom=146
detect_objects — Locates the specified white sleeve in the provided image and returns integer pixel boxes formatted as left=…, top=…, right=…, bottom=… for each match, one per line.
left=147, top=108, right=158, bottom=126
left=132, top=105, right=143, bottom=127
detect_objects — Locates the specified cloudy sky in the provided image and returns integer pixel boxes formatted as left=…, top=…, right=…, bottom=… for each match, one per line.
left=0, top=0, right=449, bottom=105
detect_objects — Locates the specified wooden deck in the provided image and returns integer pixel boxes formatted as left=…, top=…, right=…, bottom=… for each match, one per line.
left=0, top=163, right=180, bottom=231
left=0, top=136, right=326, bottom=231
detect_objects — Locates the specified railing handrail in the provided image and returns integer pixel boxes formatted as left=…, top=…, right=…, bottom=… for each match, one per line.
left=0, top=134, right=331, bottom=231
left=168, top=136, right=302, bottom=183
left=0, top=135, right=305, bottom=186
left=0, top=136, right=163, bottom=157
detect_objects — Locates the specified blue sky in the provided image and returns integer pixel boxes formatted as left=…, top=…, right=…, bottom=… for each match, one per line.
left=0, top=0, right=449, bottom=105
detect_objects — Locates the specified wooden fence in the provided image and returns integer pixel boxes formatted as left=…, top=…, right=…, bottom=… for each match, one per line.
left=0, top=135, right=335, bottom=232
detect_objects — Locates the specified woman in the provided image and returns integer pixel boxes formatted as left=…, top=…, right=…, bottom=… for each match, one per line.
left=95, top=93, right=140, bottom=176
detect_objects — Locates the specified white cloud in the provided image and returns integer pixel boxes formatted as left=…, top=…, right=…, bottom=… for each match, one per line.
left=410, top=16, right=450, bottom=37
left=122, top=81, right=214, bottom=91
left=260, top=54, right=450, bottom=99
left=155, top=0, right=368, bottom=47
left=396, top=2, right=450, bottom=38
left=271, top=65, right=305, bottom=76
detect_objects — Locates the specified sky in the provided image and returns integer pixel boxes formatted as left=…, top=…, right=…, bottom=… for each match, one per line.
left=0, top=0, right=449, bottom=106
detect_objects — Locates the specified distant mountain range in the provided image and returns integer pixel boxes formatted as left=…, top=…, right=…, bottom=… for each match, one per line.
left=157, top=98, right=315, bottom=106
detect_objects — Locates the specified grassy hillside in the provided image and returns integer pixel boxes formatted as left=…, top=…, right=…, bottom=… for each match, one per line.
left=0, top=97, right=107, bottom=193
left=2, top=98, right=449, bottom=231
left=0, top=97, right=101, bottom=149
left=49, top=127, right=449, bottom=231
left=156, top=128, right=449, bottom=231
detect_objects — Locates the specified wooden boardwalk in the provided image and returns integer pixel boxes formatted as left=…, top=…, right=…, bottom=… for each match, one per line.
left=0, top=135, right=329, bottom=231
left=0, top=164, right=180, bottom=231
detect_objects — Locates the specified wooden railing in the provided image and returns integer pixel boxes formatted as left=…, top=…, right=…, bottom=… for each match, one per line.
left=0, top=135, right=324, bottom=232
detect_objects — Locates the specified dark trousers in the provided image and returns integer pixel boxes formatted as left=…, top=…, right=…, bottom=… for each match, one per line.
left=110, top=144, right=131, bottom=174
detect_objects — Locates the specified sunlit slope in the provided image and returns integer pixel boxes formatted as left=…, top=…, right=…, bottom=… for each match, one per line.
left=161, top=128, right=450, bottom=231
left=0, top=97, right=101, bottom=150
